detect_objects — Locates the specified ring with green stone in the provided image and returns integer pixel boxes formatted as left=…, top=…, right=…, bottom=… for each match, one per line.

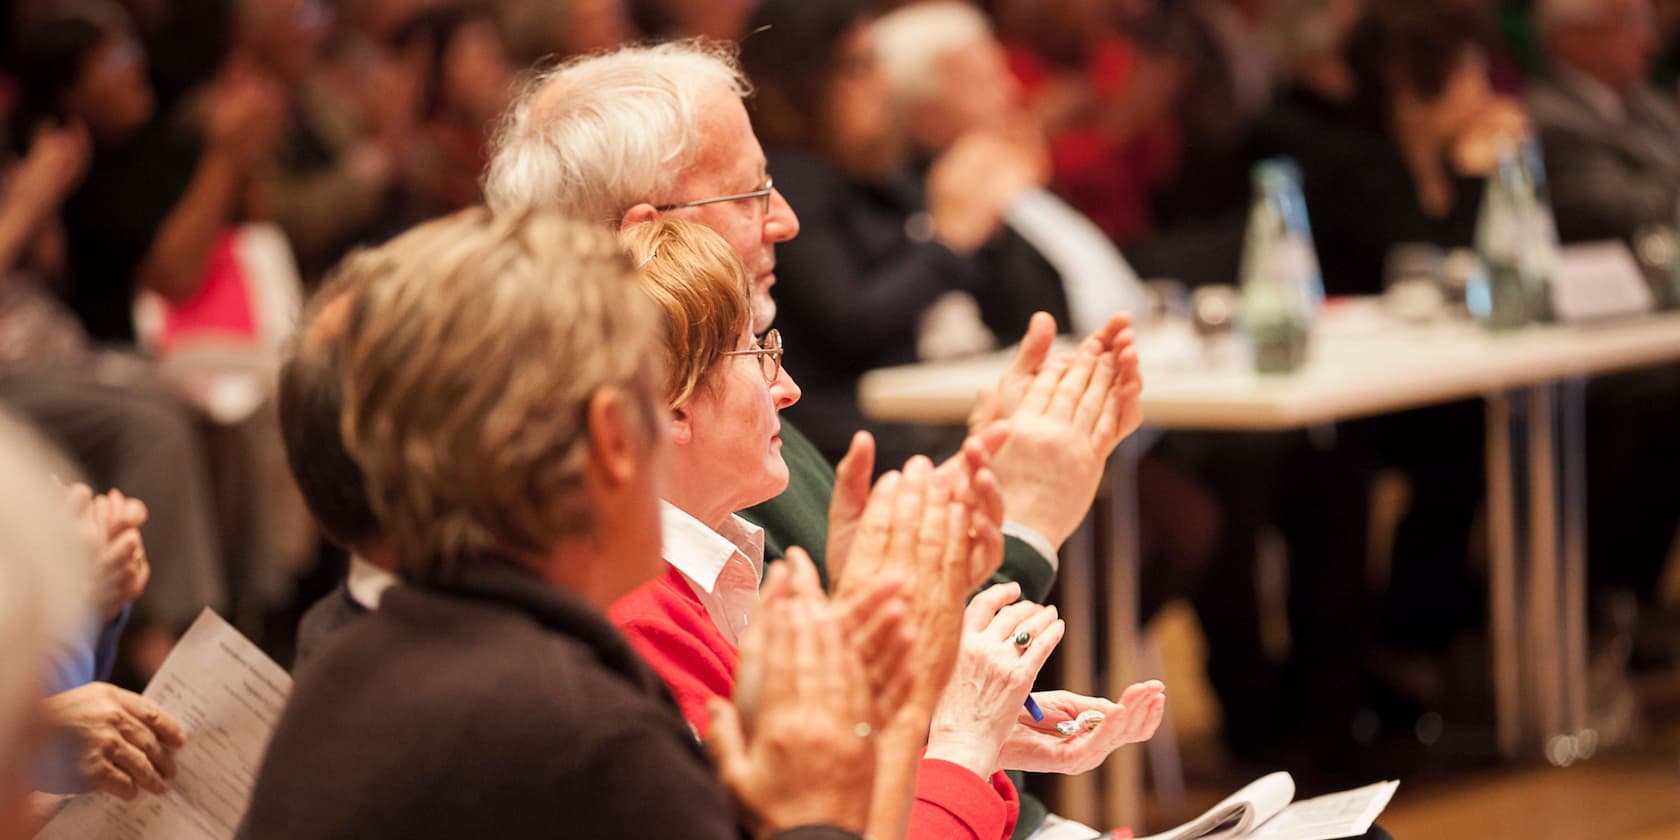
left=1013, top=631, right=1032, bottom=648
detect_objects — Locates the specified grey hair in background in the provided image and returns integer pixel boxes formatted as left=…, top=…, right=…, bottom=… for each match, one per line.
left=872, top=1, right=995, bottom=110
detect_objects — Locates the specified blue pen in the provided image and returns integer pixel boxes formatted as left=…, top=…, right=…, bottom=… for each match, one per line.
left=1024, top=695, right=1044, bottom=722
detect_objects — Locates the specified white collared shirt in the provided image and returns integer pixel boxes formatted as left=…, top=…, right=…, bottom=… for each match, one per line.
left=345, top=554, right=399, bottom=610
left=659, top=502, right=766, bottom=646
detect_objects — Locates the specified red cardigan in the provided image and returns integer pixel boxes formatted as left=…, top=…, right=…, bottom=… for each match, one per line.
left=611, top=566, right=1020, bottom=840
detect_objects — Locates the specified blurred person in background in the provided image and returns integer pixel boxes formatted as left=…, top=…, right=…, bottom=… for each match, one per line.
left=0, top=50, right=225, bottom=683
left=739, top=0, right=1044, bottom=470
left=872, top=0, right=1218, bottom=632
left=499, top=0, right=636, bottom=67
left=235, top=0, right=416, bottom=284
left=1530, top=0, right=1680, bottom=666
left=1529, top=0, right=1679, bottom=243
left=389, top=6, right=519, bottom=227
left=993, top=0, right=1185, bottom=244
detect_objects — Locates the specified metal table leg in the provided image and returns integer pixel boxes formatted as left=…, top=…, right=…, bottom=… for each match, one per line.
left=1101, top=439, right=1145, bottom=829
left=1560, top=377, right=1590, bottom=742
left=1054, top=515, right=1100, bottom=824
left=1485, top=390, right=1525, bottom=756
left=1526, top=384, right=1564, bottom=744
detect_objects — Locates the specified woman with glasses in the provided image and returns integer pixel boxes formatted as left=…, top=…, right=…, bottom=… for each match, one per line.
left=610, top=218, right=1167, bottom=840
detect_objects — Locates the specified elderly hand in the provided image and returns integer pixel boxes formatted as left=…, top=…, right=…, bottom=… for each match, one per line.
left=998, top=683, right=1166, bottom=775
left=979, top=312, right=1142, bottom=548
left=709, top=552, right=876, bottom=836
left=41, top=682, right=185, bottom=799
left=924, top=583, right=1065, bottom=778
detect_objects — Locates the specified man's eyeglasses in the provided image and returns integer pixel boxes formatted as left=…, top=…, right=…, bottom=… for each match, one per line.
left=655, top=178, right=774, bottom=216
left=719, top=329, right=783, bottom=384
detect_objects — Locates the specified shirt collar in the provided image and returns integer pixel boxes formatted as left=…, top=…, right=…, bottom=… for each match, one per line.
left=659, top=501, right=764, bottom=595
left=345, top=554, right=400, bottom=610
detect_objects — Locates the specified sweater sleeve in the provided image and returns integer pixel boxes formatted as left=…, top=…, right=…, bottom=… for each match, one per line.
left=909, top=760, right=1020, bottom=840
left=611, top=589, right=738, bottom=735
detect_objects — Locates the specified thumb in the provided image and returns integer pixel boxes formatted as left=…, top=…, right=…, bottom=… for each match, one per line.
left=705, top=699, right=749, bottom=784
left=831, top=432, right=875, bottom=523
left=1009, top=312, right=1057, bottom=380
left=968, top=385, right=1000, bottom=434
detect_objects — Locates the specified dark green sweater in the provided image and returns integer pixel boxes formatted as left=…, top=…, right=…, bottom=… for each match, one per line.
left=740, top=420, right=1054, bottom=838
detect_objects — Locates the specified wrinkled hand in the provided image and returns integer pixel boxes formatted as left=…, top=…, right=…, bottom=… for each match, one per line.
left=925, top=583, right=1065, bottom=778
left=928, top=131, right=1040, bottom=253
left=979, top=312, right=1143, bottom=547
left=710, top=551, right=876, bottom=836
left=41, top=683, right=185, bottom=799
left=997, top=682, right=1166, bottom=775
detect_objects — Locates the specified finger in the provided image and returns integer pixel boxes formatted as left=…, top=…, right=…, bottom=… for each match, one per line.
left=986, top=600, right=1044, bottom=641
left=784, top=548, right=825, bottom=600
left=886, top=458, right=933, bottom=564
left=116, top=712, right=175, bottom=781
left=1011, top=604, right=1060, bottom=644
left=969, top=384, right=1001, bottom=435
left=970, top=466, right=1004, bottom=532
left=117, top=692, right=185, bottom=748
left=1006, top=312, right=1058, bottom=383
left=704, top=700, right=749, bottom=785
left=965, top=421, right=1009, bottom=463
left=1019, top=618, right=1065, bottom=676
left=831, top=431, right=876, bottom=531
left=1072, top=352, right=1117, bottom=436
left=966, top=511, right=1005, bottom=589
left=88, top=758, right=139, bottom=800
left=1017, top=353, right=1072, bottom=416
left=848, top=471, right=901, bottom=581
left=1088, top=312, right=1132, bottom=353
left=1093, top=349, right=1143, bottom=450
left=964, top=583, right=1023, bottom=632
left=1048, top=346, right=1101, bottom=422
left=876, top=624, right=917, bottom=716
left=106, top=732, right=168, bottom=795
left=837, top=572, right=906, bottom=645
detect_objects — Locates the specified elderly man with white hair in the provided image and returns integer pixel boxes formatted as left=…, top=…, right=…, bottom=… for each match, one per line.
left=483, top=38, right=1142, bottom=616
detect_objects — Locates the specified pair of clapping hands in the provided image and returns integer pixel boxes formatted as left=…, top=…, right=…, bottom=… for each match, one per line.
left=707, top=313, right=1163, bottom=839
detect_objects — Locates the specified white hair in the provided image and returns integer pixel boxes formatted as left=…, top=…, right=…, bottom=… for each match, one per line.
left=0, top=413, right=91, bottom=775
left=873, top=1, right=995, bottom=110
left=483, top=40, right=751, bottom=222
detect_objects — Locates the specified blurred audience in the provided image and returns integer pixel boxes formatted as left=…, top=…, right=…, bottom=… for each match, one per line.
left=739, top=0, right=1042, bottom=468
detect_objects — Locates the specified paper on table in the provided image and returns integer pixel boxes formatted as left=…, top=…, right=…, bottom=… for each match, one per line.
left=38, top=609, right=291, bottom=840
left=1246, top=780, right=1399, bottom=840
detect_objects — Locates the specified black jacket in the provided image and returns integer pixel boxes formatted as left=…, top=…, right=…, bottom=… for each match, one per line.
left=238, top=558, right=857, bottom=840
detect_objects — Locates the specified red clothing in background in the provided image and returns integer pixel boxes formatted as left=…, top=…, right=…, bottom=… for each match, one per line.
left=611, top=564, right=1021, bottom=840
left=1008, top=39, right=1181, bottom=242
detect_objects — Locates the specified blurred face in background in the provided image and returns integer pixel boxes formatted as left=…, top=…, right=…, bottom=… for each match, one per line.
left=65, top=33, right=155, bottom=142
left=246, top=0, right=333, bottom=85
left=1555, top=0, right=1658, bottom=92
left=440, top=18, right=517, bottom=123
left=910, top=34, right=1024, bottom=152
left=824, top=22, right=903, bottom=180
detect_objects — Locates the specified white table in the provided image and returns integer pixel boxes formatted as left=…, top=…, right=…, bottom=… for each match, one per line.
left=859, top=304, right=1680, bottom=828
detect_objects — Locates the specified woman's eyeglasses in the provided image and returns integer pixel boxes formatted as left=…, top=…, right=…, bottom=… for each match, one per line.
left=719, top=329, right=783, bottom=384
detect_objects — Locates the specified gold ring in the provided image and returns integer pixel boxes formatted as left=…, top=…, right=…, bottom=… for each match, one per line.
left=853, top=722, right=874, bottom=739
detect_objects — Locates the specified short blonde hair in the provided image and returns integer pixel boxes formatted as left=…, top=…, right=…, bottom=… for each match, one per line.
left=619, top=218, right=753, bottom=409
left=334, top=207, right=662, bottom=580
left=483, top=40, right=751, bottom=221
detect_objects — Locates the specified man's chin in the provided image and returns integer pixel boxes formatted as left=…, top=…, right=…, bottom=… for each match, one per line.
left=750, top=296, right=778, bottom=333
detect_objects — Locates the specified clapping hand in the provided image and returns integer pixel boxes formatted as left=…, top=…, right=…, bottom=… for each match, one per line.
left=971, top=312, right=1142, bottom=548
left=61, top=482, right=150, bottom=621
left=709, top=551, right=877, bottom=837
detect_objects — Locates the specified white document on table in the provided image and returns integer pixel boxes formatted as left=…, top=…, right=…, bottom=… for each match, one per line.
left=1133, top=773, right=1396, bottom=840
left=38, top=608, right=291, bottom=840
